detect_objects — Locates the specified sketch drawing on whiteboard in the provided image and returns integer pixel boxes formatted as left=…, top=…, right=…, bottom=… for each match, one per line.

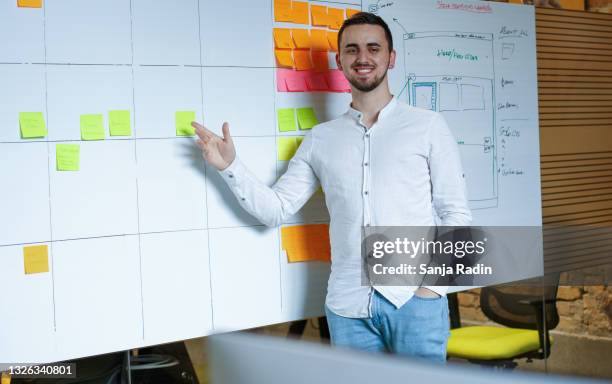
left=403, top=31, right=498, bottom=210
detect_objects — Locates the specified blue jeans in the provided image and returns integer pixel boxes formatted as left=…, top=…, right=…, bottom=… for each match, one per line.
left=325, top=290, right=450, bottom=363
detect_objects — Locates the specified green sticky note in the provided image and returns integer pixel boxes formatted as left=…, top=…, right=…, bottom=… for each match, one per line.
left=109, top=110, right=132, bottom=136
left=278, top=137, right=298, bottom=161
left=19, top=112, right=47, bottom=138
left=296, top=107, right=318, bottom=130
left=80, top=114, right=105, bottom=140
left=56, top=144, right=80, bottom=171
left=176, top=111, right=196, bottom=136
left=277, top=108, right=297, bottom=132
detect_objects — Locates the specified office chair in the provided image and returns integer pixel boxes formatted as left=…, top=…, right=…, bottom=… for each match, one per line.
left=447, top=276, right=561, bottom=370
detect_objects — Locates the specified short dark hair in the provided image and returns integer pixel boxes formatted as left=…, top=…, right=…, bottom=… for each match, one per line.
left=337, top=12, right=393, bottom=52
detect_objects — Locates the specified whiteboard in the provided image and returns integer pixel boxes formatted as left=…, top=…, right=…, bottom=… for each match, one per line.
left=0, top=0, right=540, bottom=364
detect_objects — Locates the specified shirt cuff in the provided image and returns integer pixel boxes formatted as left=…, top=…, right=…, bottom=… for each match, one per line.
left=218, top=157, right=243, bottom=184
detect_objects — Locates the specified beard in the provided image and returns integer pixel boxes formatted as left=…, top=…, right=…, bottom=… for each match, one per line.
left=346, top=66, right=389, bottom=93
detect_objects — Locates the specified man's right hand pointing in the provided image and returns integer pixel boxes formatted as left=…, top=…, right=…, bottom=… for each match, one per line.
left=192, top=121, right=236, bottom=171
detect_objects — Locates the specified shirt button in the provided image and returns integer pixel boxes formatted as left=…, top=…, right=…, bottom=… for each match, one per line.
left=366, top=223, right=371, bottom=227
left=241, top=197, right=245, bottom=201
left=364, top=191, right=369, bottom=195
left=365, top=133, right=370, bottom=138
left=228, top=174, right=234, bottom=178
left=364, top=162, right=369, bottom=166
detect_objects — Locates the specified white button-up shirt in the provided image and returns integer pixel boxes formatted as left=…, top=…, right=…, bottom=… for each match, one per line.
left=219, top=97, right=471, bottom=318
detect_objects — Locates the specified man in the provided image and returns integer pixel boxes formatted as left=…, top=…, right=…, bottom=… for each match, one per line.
left=192, top=12, right=471, bottom=363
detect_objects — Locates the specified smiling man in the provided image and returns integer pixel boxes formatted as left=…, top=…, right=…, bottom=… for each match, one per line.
left=192, top=12, right=471, bottom=363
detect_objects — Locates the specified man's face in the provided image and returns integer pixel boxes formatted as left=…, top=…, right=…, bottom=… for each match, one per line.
left=336, top=24, right=396, bottom=93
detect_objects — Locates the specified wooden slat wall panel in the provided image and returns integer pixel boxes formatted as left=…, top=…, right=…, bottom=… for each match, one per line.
left=535, top=8, right=612, bottom=274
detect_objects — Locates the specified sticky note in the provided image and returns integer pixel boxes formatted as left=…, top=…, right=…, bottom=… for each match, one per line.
left=311, top=5, right=328, bottom=27
left=327, top=8, right=344, bottom=30
left=281, top=224, right=331, bottom=263
left=291, top=29, right=311, bottom=49
left=80, top=114, right=105, bottom=140
left=274, top=0, right=292, bottom=22
left=108, top=110, right=131, bottom=136
left=327, top=69, right=351, bottom=92
left=17, top=0, right=42, bottom=8
left=293, top=49, right=313, bottom=70
left=56, top=143, right=80, bottom=171
left=273, top=28, right=294, bottom=49
left=297, top=107, right=318, bottom=130
left=327, top=31, right=339, bottom=52
left=23, top=245, right=49, bottom=274
left=306, top=72, right=328, bottom=91
left=310, top=29, right=329, bottom=51
left=312, top=50, right=329, bottom=72
left=275, top=49, right=294, bottom=68
left=277, top=69, right=290, bottom=92
left=176, top=111, right=196, bottom=136
left=277, top=108, right=297, bottom=132
left=19, top=112, right=47, bottom=138
left=346, top=8, right=360, bottom=18
left=278, top=136, right=298, bottom=161
left=290, top=1, right=309, bottom=24
left=285, top=71, right=307, bottom=92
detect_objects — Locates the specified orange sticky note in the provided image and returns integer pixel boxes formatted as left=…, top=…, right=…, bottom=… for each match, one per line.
left=293, top=49, right=313, bottom=70
left=23, top=245, right=49, bottom=274
left=275, top=49, right=294, bottom=68
left=346, top=8, right=360, bottom=18
left=292, top=29, right=311, bottom=49
left=290, top=1, right=309, bottom=24
left=327, top=8, right=344, bottom=30
left=273, top=28, right=294, bottom=49
left=310, top=29, right=329, bottom=51
left=281, top=224, right=331, bottom=263
left=327, top=31, right=339, bottom=52
left=274, top=0, right=292, bottom=22
left=17, top=0, right=42, bottom=8
left=310, top=5, right=328, bottom=27
left=312, top=51, right=329, bottom=72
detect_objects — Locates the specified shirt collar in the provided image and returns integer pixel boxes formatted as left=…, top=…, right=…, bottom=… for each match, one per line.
left=346, top=96, right=398, bottom=123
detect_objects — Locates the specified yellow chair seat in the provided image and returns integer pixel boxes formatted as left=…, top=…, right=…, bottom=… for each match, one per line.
left=447, top=326, right=553, bottom=360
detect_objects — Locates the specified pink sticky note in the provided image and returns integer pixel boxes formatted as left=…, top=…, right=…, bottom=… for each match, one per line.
left=276, top=69, right=289, bottom=92
left=327, top=70, right=351, bottom=92
left=285, top=71, right=307, bottom=92
left=306, top=72, right=328, bottom=91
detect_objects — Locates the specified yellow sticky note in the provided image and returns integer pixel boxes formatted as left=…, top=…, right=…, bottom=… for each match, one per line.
left=327, top=8, right=344, bottom=30
left=23, top=245, right=49, bottom=274
left=277, top=108, right=297, bottom=132
left=56, top=143, right=80, bottom=171
left=290, top=1, right=309, bottom=24
left=274, top=0, right=292, bottom=22
left=346, top=8, right=360, bottom=18
left=327, top=31, right=339, bottom=52
left=291, top=29, right=311, bottom=49
left=19, top=112, right=47, bottom=138
left=109, top=110, right=131, bottom=136
left=80, top=114, right=105, bottom=140
left=17, top=0, right=42, bottom=8
left=275, top=49, right=294, bottom=68
left=293, top=49, right=313, bottom=70
left=1, top=372, right=12, bottom=384
left=176, top=111, right=196, bottom=136
left=278, top=136, right=298, bottom=161
left=273, top=28, right=294, bottom=49
left=297, top=107, right=318, bottom=130
left=310, top=29, right=329, bottom=51
left=311, top=5, right=328, bottom=27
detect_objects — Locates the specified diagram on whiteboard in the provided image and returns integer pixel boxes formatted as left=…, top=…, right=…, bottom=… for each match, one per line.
left=403, top=32, right=498, bottom=209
